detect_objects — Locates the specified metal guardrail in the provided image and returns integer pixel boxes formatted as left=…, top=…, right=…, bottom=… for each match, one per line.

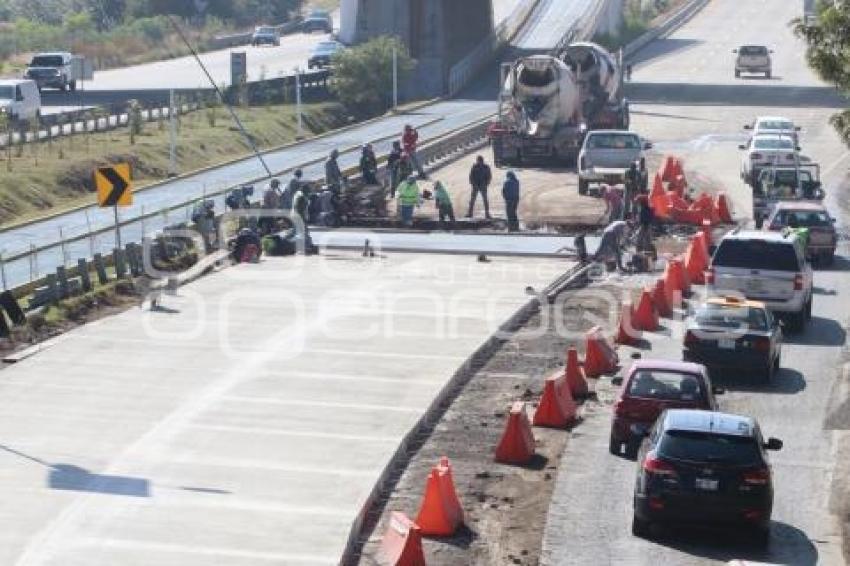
left=447, top=0, right=544, bottom=97
left=622, top=0, right=710, bottom=59
left=209, top=18, right=304, bottom=49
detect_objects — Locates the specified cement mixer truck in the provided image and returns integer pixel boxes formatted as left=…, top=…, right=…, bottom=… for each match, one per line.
left=488, top=42, right=629, bottom=166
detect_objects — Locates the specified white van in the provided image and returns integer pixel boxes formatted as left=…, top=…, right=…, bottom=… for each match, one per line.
left=0, top=79, right=42, bottom=125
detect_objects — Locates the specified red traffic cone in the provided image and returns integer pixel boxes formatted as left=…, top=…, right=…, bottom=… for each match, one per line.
left=564, top=347, right=589, bottom=398
left=495, top=402, right=535, bottom=464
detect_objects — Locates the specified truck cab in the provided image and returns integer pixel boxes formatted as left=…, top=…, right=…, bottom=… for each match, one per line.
left=0, top=79, right=41, bottom=125
left=753, top=163, right=822, bottom=226
left=25, top=52, right=76, bottom=92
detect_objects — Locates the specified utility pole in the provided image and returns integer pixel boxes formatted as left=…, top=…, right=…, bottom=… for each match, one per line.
left=295, top=67, right=303, bottom=139
left=392, top=47, right=399, bottom=110
left=169, top=89, right=177, bottom=177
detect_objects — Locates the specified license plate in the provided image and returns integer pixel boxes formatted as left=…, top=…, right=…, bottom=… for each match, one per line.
left=695, top=478, right=719, bottom=491
left=718, top=338, right=736, bottom=350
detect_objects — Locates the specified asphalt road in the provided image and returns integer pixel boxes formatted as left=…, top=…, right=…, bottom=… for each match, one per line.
left=541, top=0, right=850, bottom=564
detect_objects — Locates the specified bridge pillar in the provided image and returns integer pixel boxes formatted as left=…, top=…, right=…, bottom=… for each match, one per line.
left=340, top=0, right=493, bottom=97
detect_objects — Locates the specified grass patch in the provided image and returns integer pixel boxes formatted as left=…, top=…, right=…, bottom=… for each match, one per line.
left=0, top=101, right=350, bottom=227
left=305, top=0, right=340, bottom=12
left=593, top=0, right=684, bottom=51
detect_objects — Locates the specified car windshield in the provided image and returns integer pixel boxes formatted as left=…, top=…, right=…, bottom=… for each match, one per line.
left=753, top=137, right=793, bottom=150
left=256, top=27, right=276, bottom=34
left=627, top=370, right=704, bottom=402
left=695, top=304, right=768, bottom=331
left=587, top=134, right=639, bottom=149
left=759, top=120, right=793, bottom=131
left=740, top=46, right=768, bottom=56
left=776, top=209, right=831, bottom=227
left=0, top=86, right=13, bottom=99
left=713, top=239, right=800, bottom=271
left=30, top=55, right=63, bottom=67
left=659, top=430, right=762, bottom=465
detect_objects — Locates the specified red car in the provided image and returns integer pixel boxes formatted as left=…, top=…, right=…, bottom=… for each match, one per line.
left=610, top=360, right=720, bottom=457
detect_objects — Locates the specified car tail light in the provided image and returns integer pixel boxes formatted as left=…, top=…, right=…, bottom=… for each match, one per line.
left=742, top=509, right=763, bottom=521
left=742, top=467, right=770, bottom=486
left=614, top=399, right=626, bottom=416
left=643, top=454, right=678, bottom=478
left=793, top=273, right=803, bottom=291
left=648, top=496, right=665, bottom=510
left=751, top=153, right=763, bottom=160
left=684, top=330, right=699, bottom=346
left=753, top=337, right=770, bottom=352
left=705, top=268, right=715, bottom=285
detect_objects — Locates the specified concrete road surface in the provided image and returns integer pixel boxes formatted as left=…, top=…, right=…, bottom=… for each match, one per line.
left=0, top=252, right=569, bottom=565
left=541, top=0, right=850, bottom=564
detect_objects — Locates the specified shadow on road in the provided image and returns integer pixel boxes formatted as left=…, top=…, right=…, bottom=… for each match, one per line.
left=712, top=368, right=806, bottom=395
left=631, top=38, right=704, bottom=66
left=625, top=83, right=847, bottom=108
left=651, top=520, right=818, bottom=565
left=784, top=316, right=847, bottom=347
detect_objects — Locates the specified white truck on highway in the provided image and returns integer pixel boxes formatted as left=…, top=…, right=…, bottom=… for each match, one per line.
left=24, top=52, right=80, bottom=92
left=488, top=42, right=629, bottom=166
left=0, top=79, right=41, bottom=125
left=577, top=130, right=650, bottom=195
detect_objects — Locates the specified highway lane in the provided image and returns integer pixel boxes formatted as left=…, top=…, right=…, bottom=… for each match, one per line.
left=541, top=0, right=849, bottom=564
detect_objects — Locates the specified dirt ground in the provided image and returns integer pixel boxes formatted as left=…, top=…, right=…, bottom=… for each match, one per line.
left=389, top=152, right=608, bottom=229
left=356, top=285, right=623, bottom=566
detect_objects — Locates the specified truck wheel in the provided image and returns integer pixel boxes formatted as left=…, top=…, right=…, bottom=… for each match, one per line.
left=578, top=179, right=589, bottom=196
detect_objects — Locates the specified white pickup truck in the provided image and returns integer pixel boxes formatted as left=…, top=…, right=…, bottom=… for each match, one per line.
left=577, top=130, right=651, bottom=195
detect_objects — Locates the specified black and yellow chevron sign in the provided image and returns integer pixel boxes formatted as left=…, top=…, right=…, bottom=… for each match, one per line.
left=95, top=164, right=133, bottom=207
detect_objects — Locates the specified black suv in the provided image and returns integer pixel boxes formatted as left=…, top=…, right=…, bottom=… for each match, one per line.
left=633, top=409, right=782, bottom=546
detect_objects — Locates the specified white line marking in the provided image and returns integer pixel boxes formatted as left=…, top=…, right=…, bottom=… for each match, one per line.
left=219, top=396, right=423, bottom=413
left=188, top=423, right=400, bottom=443
left=166, top=455, right=377, bottom=478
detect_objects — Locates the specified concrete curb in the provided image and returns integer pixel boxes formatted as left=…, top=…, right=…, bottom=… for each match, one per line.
left=339, top=261, right=590, bottom=565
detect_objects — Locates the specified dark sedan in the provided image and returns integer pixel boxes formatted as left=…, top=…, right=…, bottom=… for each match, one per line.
left=308, top=41, right=344, bottom=69
left=684, top=296, right=782, bottom=383
left=633, top=409, right=782, bottom=547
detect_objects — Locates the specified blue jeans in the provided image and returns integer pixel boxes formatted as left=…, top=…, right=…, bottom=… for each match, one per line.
left=401, top=204, right=414, bottom=224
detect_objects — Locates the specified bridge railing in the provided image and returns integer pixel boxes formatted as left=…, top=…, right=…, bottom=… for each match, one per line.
left=447, top=0, right=544, bottom=97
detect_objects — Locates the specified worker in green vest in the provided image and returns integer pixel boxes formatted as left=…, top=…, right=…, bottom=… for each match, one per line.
left=397, top=176, right=420, bottom=227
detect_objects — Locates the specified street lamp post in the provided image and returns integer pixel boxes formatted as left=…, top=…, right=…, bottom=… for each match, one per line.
left=295, top=67, right=303, bottom=139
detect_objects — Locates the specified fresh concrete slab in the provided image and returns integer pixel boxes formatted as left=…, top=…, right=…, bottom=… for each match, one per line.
left=0, top=251, right=570, bottom=566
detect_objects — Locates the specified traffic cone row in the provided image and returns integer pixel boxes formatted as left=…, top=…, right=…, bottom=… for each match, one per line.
left=633, top=288, right=660, bottom=331
left=615, top=302, right=640, bottom=346
left=684, top=233, right=711, bottom=284
left=651, top=156, right=735, bottom=226
left=585, top=326, right=619, bottom=377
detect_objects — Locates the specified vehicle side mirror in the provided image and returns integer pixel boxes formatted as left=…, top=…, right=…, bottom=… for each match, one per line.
left=830, top=217, right=837, bottom=223
left=743, top=124, right=752, bottom=130
left=712, top=386, right=726, bottom=395
left=738, top=144, right=746, bottom=150
left=643, top=141, right=653, bottom=150
left=764, top=437, right=783, bottom=451
left=612, top=375, right=624, bottom=386
left=796, top=146, right=802, bottom=151
left=732, top=49, right=738, bottom=53
left=795, top=126, right=801, bottom=131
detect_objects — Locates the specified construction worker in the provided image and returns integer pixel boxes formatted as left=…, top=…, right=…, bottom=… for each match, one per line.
left=638, top=157, right=649, bottom=192
left=397, top=176, right=420, bottom=227
left=259, top=179, right=282, bottom=235
left=402, top=124, right=427, bottom=178
left=387, top=141, right=403, bottom=198
left=433, top=181, right=455, bottom=230
left=594, top=219, right=631, bottom=271
left=502, top=171, right=520, bottom=232
left=233, top=227, right=262, bottom=263
left=292, top=185, right=311, bottom=238
left=360, top=144, right=378, bottom=185
left=467, top=155, right=493, bottom=219
left=601, top=184, right=624, bottom=222
left=633, top=191, right=656, bottom=257
left=325, top=149, right=345, bottom=193
left=282, top=169, right=303, bottom=210
left=624, top=161, right=640, bottom=218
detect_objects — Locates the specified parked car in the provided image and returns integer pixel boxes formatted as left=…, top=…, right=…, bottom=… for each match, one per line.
left=24, top=52, right=78, bottom=92
left=610, top=360, right=719, bottom=458
left=744, top=116, right=800, bottom=145
left=0, top=79, right=42, bottom=124
left=302, top=9, right=333, bottom=33
left=577, top=130, right=651, bottom=195
left=733, top=45, right=773, bottom=78
left=251, top=26, right=280, bottom=47
left=632, top=409, right=783, bottom=547
left=707, top=229, right=813, bottom=332
left=765, top=201, right=837, bottom=265
left=308, top=40, right=344, bottom=69
left=739, top=134, right=800, bottom=187
left=683, top=296, right=782, bottom=383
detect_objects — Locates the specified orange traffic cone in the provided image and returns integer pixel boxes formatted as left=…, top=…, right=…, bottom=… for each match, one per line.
left=584, top=326, right=619, bottom=377
left=564, top=347, right=589, bottom=398
left=667, top=257, right=691, bottom=295
left=416, top=457, right=464, bottom=536
left=633, top=288, right=659, bottom=331
left=533, top=374, right=577, bottom=428
left=716, top=192, right=733, bottom=223
left=661, top=156, right=677, bottom=182
left=684, top=237, right=709, bottom=285
left=652, top=278, right=673, bottom=318
left=378, top=512, right=427, bottom=566
left=495, top=402, right=535, bottom=465
left=672, top=158, right=685, bottom=179
left=649, top=174, right=670, bottom=219
left=615, top=302, right=641, bottom=345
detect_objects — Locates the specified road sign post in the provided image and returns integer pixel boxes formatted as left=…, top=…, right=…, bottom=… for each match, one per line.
left=95, top=163, right=133, bottom=253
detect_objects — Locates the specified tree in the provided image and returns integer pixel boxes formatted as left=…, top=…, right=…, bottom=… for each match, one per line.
left=794, top=3, right=850, bottom=146
left=330, top=36, right=414, bottom=116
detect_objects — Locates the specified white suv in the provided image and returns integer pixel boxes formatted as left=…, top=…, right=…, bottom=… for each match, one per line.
left=739, top=134, right=800, bottom=186
left=707, top=230, right=813, bottom=332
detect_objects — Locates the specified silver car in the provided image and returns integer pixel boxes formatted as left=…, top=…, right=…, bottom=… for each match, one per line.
left=734, top=45, right=772, bottom=78
left=577, top=130, right=650, bottom=195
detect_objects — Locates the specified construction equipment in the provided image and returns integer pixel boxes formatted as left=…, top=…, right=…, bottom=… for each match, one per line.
left=489, top=42, right=629, bottom=166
